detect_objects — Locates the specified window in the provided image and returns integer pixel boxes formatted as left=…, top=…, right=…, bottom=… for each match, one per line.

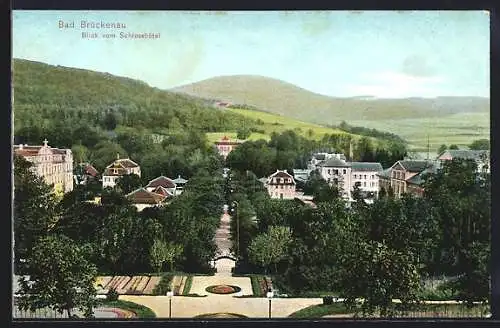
left=364, top=175, right=367, bottom=179
left=364, top=182, right=367, bottom=187
left=354, top=174, right=357, bottom=179
left=280, top=185, right=284, bottom=189
left=328, top=169, right=331, bottom=174
left=343, top=169, right=346, bottom=174
left=335, top=169, right=338, bottom=175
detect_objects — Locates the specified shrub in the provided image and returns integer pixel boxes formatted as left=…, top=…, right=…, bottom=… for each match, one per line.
left=323, top=296, right=334, bottom=305
left=107, top=288, right=119, bottom=301
left=152, top=274, right=173, bottom=296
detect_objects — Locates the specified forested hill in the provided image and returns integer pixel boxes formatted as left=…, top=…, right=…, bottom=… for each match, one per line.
left=12, top=59, right=259, bottom=134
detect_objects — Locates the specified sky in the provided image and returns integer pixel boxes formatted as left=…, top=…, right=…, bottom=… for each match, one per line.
left=12, top=10, right=490, bottom=98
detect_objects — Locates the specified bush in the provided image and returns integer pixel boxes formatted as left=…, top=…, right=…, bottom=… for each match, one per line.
left=152, top=274, right=173, bottom=296
left=323, top=296, right=334, bottom=305
left=107, top=288, right=119, bottom=301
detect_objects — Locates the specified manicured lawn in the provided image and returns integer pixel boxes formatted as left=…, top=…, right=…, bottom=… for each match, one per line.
left=289, top=303, right=350, bottom=318
left=99, top=300, right=156, bottom=318
left=288, top=302, right=490, bottom=318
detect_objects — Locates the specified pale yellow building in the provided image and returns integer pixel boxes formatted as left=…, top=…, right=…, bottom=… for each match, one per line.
left=14, top=139, right=74, bottom=193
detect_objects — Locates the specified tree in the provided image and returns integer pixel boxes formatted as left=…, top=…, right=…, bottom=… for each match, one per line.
left=116, top=173, right=142, bottom=194
left=17, top=235, right=98, bottom=318
left=437, top=144, right=447, bottom=154
left=236, top=127, right=251, bottom=140
left=449, top=144, right=459, bottom=150
left=14, top=155, right=59, bottom=274
left=150, top=239, right=168, bottom=273
left=338, top=241, right=420, bottom=317
left=248, top=226, right=292, bottom=274
left=164, top=242, right=184, bottom=272
left=469, top=139, right=489, bottom=150
left=102, top=111, right=118, bottom=130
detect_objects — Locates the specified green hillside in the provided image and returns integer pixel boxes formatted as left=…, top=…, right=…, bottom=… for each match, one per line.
left=12, top=59, right=258, bottom=135
left=172, top=75, right=490, bottom=150
left=12, top=59, right=364, bottom=146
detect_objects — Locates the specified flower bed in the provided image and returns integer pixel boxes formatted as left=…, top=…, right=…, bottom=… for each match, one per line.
left=205, top=285, right=242, bottom=295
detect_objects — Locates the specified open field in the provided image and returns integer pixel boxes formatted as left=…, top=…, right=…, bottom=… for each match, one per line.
left=350, top=112, right=490, bottom=151
left=206, top=107, right=366, bottom=143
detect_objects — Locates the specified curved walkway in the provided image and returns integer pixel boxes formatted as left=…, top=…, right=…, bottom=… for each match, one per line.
left=119, top=295, right=323, bottom=318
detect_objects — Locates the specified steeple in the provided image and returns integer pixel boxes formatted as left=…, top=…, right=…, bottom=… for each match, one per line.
left=117, top=153, right=120, bottom=160
left=43, top=138, right=48, bottom=147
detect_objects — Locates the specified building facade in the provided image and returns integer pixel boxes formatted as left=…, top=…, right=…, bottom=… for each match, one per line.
left=14, top=139, right=73, bottom=193
left=102, top=156, right=141, bottom=189
left=265, top=170, right=296, bottom=199
left=318, top=157, right=383, bottom=201
left=214, top=136, right=243, bottom=160
left=377, top=160, right=435, bottom=198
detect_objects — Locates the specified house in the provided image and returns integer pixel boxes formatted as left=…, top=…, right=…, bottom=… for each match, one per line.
left=437, top=149, right=490, bottom=173
left=214, top=136, right=243, bottom=160
left=378, top=160, right=436, bottom=198
left=265, top=170, right=296, bottom=199
left=318, top=157, right=383, bottom=201
left=307, top=152, right=346, bottom=171
left=350, top=162, right=384, bottom=199
left=126, top=187, right=171, bottom=211
left=74, top=162, right=99, bottom=185
left=145, top=176, right=177, bottom=195
left=102, top=155, right=141, bottom=189
left=14, top=139, right=74, bottom=193
left=172, top=175, right=188, bottom=195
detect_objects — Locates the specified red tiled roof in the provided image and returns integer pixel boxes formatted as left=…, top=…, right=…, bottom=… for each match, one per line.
left=146, top=176, right=176, bottom=189
left=151, top=186, right=174, bottom=197
left=271, top=170, right=293, bottom=179
left=116, top=158, right=139, bottom=168
left=127, top=188, right=166, bottom=204
left=84, top=164, right=99, bottom=177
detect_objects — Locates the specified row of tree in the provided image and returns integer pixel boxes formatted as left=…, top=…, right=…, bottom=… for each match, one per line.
left=227, top=158, right=490, bottom=316
left=14, top=149, right=226, bottom=316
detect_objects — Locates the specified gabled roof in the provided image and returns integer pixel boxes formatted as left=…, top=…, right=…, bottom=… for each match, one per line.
left=84, top=164, right=99, bottom=177
left=151, top=186, right=174, bottom=197
left=406, top=166, right=437, bottom=185
left=268, top=170, right=296, bottom=185
left=103, top=164, right=128, bottom=176
left=397, top=160, right=433, bottom=173
left=438, top=149, right=489, bottom=161
left=351, top=162, right=383, bottom=172
left=126, top=188, right=166, bottom=204
left=146, top=176, right=176, bottom=189
left=321, top=157, right=350, bottom=168
left=115, top=158, right=140, bottom=168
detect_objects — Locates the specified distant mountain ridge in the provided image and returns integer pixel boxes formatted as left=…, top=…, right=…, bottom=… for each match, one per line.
left=171, top=75, right=489, bottom=124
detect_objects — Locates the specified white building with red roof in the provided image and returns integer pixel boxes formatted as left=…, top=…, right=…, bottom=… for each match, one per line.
left=13, top=139, right=73, bottom=193
left=126, top=187, right=172, bottom=211
left=102, top=154, right=141, bottom=189
left=264, top=169, right=296, bottom=199
left=214, top=136, right=243, bottom=160
left=145, top=176, right=177, bottom=195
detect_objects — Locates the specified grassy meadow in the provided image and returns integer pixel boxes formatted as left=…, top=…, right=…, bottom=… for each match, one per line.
left=206, top=107, right=360, bottom=143
left=350, top=112, right=490, bottom=151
